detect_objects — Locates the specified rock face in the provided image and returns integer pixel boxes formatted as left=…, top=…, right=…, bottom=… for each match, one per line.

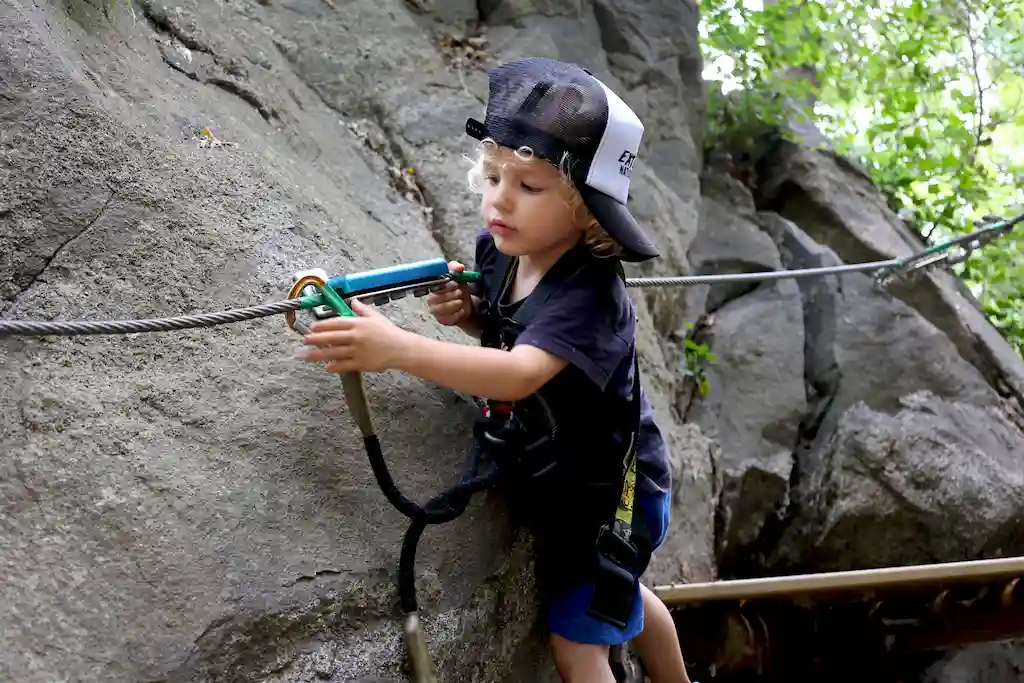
left=1, top=1, right=709, bottom=681
left=922, top=642, right=1024, bottom=683
left=738, top=149, right=1024, bottom=575
left=3, top=1, right=1024, bottom=683
left=682, top=173, right=807, bottom=570
left=679, top=162, right=1024, bottom=580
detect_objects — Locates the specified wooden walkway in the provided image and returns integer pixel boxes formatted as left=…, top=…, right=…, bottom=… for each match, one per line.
left=649, top=556, right=1024, bottom=681
left=653, top=556, right=1024, bottom=605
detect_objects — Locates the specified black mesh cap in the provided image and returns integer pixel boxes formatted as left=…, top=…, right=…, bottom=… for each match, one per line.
left=465, top=57, right=659, bottom=262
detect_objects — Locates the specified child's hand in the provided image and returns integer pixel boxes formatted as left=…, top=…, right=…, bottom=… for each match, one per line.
left=300, top=299, right=412, bottom=373
left=426, top=261, right=474, bottom=326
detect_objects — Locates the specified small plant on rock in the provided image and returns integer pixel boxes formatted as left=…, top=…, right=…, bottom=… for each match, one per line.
left=681, top=321, right=716, bottom=399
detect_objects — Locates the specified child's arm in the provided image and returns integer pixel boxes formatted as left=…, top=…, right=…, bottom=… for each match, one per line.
left=395, top=334, right=566, bottom=401
left=301, top=299, right=567, bottom=402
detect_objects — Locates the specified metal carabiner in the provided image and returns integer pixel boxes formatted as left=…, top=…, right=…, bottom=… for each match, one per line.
left=285, top=269, right=329, bottom=333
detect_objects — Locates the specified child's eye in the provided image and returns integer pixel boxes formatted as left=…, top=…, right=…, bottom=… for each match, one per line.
left=521, top=182, right=541, bottom=193
left=484, top=174, right=498, bottom=184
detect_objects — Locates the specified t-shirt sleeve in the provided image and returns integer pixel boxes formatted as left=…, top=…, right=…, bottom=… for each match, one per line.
left=514, top=274, right=633, bottom=391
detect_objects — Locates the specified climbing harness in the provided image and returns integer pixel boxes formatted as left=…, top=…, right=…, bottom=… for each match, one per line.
left=475, top=243, right=648, bottom=630
left=0, top=210, right=1021, bottom=682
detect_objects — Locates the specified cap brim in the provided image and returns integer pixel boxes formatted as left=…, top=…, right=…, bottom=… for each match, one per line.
left=578, top=184, right=660, bottom=262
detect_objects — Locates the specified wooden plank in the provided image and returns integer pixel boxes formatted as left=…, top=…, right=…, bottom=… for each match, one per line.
left=667, top=588, right=1024, bottom=678
left=653, top=556, right=1024, bottom=606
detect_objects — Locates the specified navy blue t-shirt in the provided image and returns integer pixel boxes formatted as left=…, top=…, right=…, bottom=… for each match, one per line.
left=472, top=229, right=672, bottom=499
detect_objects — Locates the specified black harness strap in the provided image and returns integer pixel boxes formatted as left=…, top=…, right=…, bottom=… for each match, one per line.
left=391, top=441, right=498, bottom=613
left=484, top=244, right=592, bottom=344
left=480, top=246, right=647, bottom=629
left=588, top=349, right=643, bottom=628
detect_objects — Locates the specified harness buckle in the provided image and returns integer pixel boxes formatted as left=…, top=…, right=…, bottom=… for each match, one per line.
left=595, top=523, right=638, bottom=567
left=587, top=524, right=639, bottom=629
left=472, top=408, right=518, bottom=467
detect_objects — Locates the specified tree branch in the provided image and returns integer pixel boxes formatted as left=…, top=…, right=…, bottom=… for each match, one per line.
left=954, top=0, right=986, bottom=165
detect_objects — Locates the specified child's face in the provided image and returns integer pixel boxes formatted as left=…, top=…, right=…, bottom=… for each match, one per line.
left=480, top=146, right=585, bottom=260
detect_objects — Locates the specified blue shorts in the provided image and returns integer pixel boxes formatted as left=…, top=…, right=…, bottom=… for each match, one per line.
left=546, top=487, right=671, bottom=645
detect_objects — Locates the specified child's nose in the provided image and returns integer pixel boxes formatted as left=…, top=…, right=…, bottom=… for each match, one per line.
left=491, top=181, right=514, bottom=209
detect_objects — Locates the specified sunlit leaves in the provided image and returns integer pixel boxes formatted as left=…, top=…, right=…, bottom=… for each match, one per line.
left=699, top=0, right=1024, bottom=355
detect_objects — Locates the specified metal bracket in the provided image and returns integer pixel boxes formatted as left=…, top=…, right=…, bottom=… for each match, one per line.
left=873, top=212, right=1021, bottom=292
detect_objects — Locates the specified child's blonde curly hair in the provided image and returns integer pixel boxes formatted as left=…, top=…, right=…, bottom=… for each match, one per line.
left=466, top=137, right=622, bottom=259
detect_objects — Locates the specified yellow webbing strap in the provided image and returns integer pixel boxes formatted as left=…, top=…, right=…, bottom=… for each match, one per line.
left=614, top=433, right=638, bottom=537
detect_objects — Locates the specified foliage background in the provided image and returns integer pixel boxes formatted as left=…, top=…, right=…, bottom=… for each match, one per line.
left=699, top=0, right=1024, bottom=355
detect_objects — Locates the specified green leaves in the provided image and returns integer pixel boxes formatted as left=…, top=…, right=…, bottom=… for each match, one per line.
left=700, top=0, right=1024, bottom=356
left=681, top=323, right=717, bottom=399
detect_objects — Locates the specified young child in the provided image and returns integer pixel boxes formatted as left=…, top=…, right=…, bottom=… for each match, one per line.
left=301, top=57, right=692, bottom=683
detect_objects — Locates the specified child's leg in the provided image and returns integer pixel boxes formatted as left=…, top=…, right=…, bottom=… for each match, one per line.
left=632, top=583, right=692, bottom=683
left=627, top=487, right=694, bottom=683
left=537, top=485, right=679, bottom=683
left=543, top=576, right=646, bottom=683
left=549, top=633, right=617, bottom=683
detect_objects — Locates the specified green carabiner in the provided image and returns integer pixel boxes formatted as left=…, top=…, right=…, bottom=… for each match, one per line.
left=449, top=269, right=481, bottom=285
left=318, top=281, right=356, bottom=317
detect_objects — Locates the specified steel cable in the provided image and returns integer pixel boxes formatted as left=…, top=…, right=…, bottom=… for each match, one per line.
left=2, top=210, right=1021, bottom=338
left=0, top=299, right=304, bottom=336
left=0, top=262, right=897, bottom=337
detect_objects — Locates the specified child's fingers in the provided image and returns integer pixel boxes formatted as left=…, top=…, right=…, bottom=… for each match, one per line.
left=429, top=299, right=467, bottom=325
left=424, top=279, right=471, bottom=325
left=302, top=329, right=358, bottom=347
left=426, top=294, right=458, bottom=308
left=439, top=298, right=464, bottom=312
left=426, top=282, right=459, bottom=302
left=426, top=297, right=455, bottom=314
left=308, top=316, right=358, bottom=333
left=426, top=288, right=463, bottom=312
left=302, top=344, right=355, bottom=363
